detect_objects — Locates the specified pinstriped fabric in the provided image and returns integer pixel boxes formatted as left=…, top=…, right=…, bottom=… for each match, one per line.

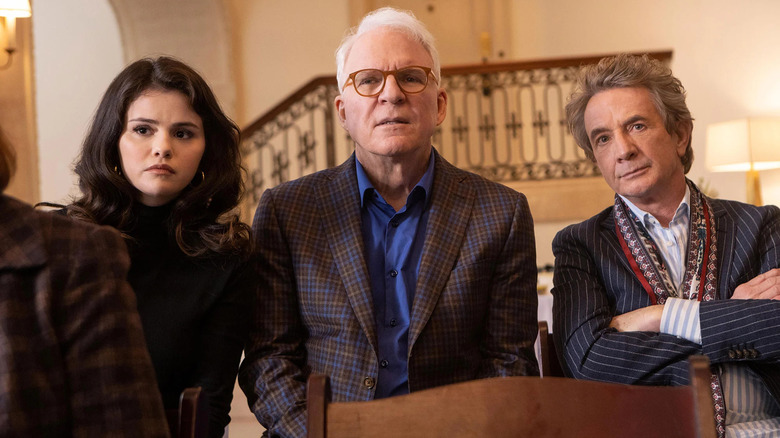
left=0, top=196, right=169, bottom=437
left=552, top=196, right=780, bottom=429
left=240, top=150, right=539, bottom=437
left=663, top=299, right=780, bottom=434
left=727, top=421, right=780, bottom=438
left=722, top=364, right=780, bottom=437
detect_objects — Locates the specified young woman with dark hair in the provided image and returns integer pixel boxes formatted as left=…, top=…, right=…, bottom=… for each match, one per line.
left=60, top=56, right=253, bottom=438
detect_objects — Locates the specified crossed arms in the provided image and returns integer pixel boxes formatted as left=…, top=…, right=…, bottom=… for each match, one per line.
left=552, top=202, right=780, bottom=386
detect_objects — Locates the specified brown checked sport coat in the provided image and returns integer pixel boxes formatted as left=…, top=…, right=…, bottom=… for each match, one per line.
left=0, top=195, right=169, bottom=437
left=240, top=150, right=539, bottom=437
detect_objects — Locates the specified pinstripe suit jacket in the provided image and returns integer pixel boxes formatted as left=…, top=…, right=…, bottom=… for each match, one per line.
left=0, top=195, right=169, bottom=437
left=552, top=196, right=780, bottom=402
left=240, top=150, right=539, bottom=437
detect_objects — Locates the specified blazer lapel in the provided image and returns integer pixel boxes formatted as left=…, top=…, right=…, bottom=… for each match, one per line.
left=711, top=201, right=735, bottom=299
left=599, top=207, right=632, bottom=273
left=409, top=153, right=474, bottom=347
left=315, top=156, right=378, bottom=350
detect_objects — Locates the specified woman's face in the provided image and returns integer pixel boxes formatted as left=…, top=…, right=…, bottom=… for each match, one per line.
left=118, top=88, right=206, bottom=206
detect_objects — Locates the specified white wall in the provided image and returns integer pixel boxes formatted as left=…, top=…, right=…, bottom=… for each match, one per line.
left=508, top=0, right=780, bottom=264
left=233, top=0, right=349, bottom=125
left=33, top=0, right=124, bottom=204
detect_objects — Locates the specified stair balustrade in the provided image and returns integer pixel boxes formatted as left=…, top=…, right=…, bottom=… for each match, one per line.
left=240, top=51, right=672, bottom=216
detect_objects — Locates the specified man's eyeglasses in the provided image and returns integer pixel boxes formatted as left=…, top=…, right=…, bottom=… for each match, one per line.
left=343, top=66, right=436, bottom=97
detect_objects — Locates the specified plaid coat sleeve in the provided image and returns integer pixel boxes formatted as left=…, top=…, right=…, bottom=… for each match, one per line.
left=0, top=196, right=169, bottom=437
left=239, top=185, right=310, bottom=438
left=474, top=190, right=540, bottom=378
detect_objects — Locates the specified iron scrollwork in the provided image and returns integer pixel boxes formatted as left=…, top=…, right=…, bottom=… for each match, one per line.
left=241, top=53, right=672, bottom=211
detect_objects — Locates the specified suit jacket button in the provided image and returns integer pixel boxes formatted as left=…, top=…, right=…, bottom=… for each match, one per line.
left=363, top=377, right=375, bottom=389
left=728, top=350, right=736, bottom=359
left=735, top=349, right=744, bottom=359
left=748, top=348, right=759, bottom=359
left=380, top=359, right=389, bottom=368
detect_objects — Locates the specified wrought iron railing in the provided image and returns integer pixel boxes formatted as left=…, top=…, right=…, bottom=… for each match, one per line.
left=240, top=51, right=672, bottom=212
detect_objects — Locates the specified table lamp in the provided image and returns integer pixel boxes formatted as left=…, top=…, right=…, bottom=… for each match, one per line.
left=705, top=118, right=780, bottom=206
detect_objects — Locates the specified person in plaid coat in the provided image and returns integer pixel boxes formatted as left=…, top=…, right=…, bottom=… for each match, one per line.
left=0, top=129, right=169, bottom=436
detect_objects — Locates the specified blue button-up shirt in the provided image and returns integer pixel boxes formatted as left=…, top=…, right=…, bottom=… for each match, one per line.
left=356, top=152, right=434, bottom=399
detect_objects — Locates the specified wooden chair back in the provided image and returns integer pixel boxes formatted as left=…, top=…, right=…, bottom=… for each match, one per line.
left=538, top=320, right=565, bottom=377
left=165, top=387, right=210, bottom=438
left=306, top=356, right=716, bottom=438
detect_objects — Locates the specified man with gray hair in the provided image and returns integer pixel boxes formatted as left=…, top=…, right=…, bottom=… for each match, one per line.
left=553, top=54, right=780, bottom=437
left=240, top=7, right=538, bottom=437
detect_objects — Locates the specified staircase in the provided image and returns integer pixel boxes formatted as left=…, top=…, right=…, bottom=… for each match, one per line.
left=240, top=50, right=672, bottom=221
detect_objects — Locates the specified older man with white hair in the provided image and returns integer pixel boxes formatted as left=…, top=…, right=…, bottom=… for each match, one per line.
left=240, top=7, right=539, bottom=437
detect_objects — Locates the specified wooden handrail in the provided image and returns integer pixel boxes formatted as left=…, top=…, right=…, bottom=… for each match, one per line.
left=440, top=50, right=672, bottom=75
left=240, top=50, right=672, bottom=140
left=242, top=76, right=337, bottom=136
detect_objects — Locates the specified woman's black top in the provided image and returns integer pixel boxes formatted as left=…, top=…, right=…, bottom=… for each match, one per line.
left=126, top=204, right=253, bottom=438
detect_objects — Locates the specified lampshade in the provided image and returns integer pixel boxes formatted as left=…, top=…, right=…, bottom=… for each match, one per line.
left=706, top=118, right=780, bottom=172
left=0, top=0, right=31, bottom=17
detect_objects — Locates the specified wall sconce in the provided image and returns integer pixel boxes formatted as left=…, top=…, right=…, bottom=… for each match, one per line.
left=0, top=0, right=31, bottom=70
left=706, top=117, right=780, bottom=206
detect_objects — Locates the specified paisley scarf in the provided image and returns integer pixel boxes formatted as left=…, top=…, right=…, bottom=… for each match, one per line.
left=614, top=180, right=725, bottom=437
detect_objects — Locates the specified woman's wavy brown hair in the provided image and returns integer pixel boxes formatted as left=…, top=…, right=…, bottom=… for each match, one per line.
left=69, top=56, right=251, bottom=258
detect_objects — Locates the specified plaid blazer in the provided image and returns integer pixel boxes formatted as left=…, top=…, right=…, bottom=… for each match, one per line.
left=240, top=150, right=539, bottom=437
left=552, top=196, right=780, bottom=401
left=0, top=195, right=169, bottom=437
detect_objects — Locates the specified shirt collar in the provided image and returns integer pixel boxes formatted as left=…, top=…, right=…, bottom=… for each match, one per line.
left=356, top=150, right=435, bottom=208
left=620, top=185, right=691, bottom=228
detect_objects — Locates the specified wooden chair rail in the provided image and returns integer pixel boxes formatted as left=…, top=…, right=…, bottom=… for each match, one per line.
left=165, top=387, right=210, bottom=438
left=306, top=354, right=716, bottom=438
left=538, top=320, right=565, bottom=378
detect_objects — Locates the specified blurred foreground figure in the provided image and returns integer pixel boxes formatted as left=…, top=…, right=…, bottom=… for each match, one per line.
left=0, top=128, right=169, bottom=436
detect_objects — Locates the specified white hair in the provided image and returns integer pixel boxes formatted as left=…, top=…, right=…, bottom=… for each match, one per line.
left=335, top=7, right=441, bottom=91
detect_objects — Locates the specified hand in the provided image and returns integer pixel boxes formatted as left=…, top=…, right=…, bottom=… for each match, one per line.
left=609, top=305, right=664, bottom=332
left=732, top=268, right=780, bottom=300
